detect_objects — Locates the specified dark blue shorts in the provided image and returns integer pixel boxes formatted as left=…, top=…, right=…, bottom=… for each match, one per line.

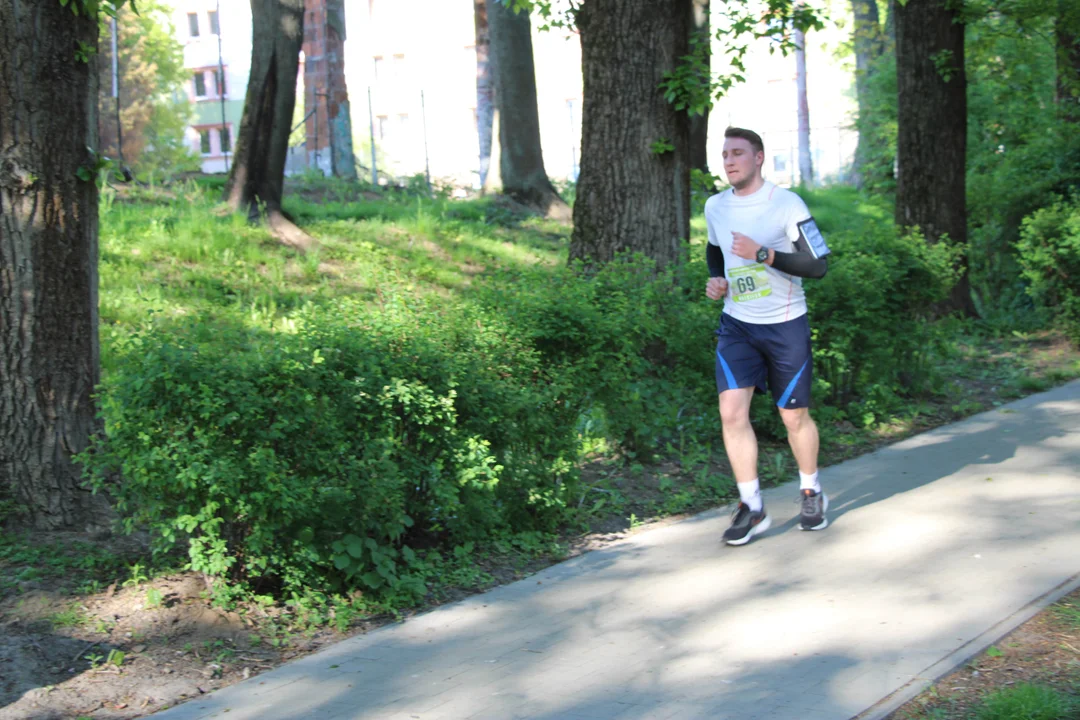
left=715, top=313, right=814, bottom=409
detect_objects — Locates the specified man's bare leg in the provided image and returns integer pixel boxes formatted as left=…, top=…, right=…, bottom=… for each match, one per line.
left=719, top=387, right=759, bottom=503
left=719, top=387, right=772, bottom=544
left=778, top=407, right=818, bottom=475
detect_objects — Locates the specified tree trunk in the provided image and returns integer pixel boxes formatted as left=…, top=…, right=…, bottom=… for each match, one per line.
left=0, top=0, right=110, bottom=530
left=302, top=0, right=356, bottom=179
left=225, top=0, right=311, bottom=250
left=795, top=21, right=814, bottom=188
left=327, top=0, right=356, bottom=179
left=487, top=0, right=569, bottom=219
left=474, top=0, right=496, bottom=188
left=850, top=0, right=884, bottom=186
left=1058, top=0, right=1080, bottom=119
left=895, top=0, right=973, bottom=315
left=689, top=0, right=710, bottom=174
left=570, top=0, right=692, bottom=269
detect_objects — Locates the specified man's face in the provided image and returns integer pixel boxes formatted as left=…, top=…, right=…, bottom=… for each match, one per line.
left=722, top=137, right=763, bottom=189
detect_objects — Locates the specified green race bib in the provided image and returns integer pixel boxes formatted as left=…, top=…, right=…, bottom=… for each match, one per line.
left=728, top=264, right=772, bottom=303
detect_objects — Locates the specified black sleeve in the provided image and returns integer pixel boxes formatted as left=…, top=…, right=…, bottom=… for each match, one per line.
left=771, top=236, right=828, bottom=279
left=706, top=242, right=725, bottom=278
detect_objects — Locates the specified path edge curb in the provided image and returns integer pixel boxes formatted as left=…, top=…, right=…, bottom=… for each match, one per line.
left=852, top=571, right=1080, bottom=720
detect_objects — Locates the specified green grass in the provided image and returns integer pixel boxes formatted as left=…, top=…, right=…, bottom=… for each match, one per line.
left=0, top=529, right=166, bottom=600
left=1051, top=598, right=1080, bottom=631
left=49, top=605, right=87, bottom=630
left=975, top=683, right=1077, bottom=720
left=98, top=186, right=567, bottom=381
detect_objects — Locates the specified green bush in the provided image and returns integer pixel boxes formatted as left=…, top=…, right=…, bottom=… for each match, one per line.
left=1018, top=196, right=1080, bottom=346
left=83, top=297, right=582, bottom=598
left=84, top=193, right=965, bottom=601
left=806, top=224, right=960, bottom=424
left=477, top=255, right=717, bottom=457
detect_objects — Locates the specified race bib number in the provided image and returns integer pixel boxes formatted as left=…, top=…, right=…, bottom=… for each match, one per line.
left=728, top=264, right=772, bottom=303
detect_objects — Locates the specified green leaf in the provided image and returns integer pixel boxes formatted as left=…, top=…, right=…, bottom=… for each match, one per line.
left=986, top=646, right=1004, bottom=658
left=360, top=571, right=384, bottom=589
left=344, top=535, right=364, bottom=559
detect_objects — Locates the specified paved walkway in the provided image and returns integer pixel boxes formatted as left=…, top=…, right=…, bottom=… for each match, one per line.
left=154, top=381, right=1080, bottom=720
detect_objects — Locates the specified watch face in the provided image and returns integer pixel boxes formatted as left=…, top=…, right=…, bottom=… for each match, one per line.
left=756, top=248, right=769, bottom=262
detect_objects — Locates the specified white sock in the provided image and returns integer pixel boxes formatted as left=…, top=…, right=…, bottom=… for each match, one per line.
left=799, top=470, right=822, bottom=494
left=737, top=479, right=763, bottom=512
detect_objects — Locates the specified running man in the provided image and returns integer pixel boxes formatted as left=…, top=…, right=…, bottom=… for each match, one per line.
left=704, top=127, right=831, bottom=546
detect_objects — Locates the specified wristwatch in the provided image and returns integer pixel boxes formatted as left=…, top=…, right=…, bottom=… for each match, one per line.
left=755, top=247, right=770, bottom=264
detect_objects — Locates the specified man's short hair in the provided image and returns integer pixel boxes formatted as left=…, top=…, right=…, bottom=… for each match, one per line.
left=724, top=127, right=764, bottom=155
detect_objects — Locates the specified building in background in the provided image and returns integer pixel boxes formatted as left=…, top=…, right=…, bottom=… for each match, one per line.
left=343, top=0, right=583, bottom=187
left=168, top=1, right=251, bottom=174
left=164, top=0, right=855, bottom=185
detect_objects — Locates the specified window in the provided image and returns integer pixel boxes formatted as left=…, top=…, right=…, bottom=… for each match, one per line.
left=773, top=154, right=787, bottom=173
left=187, top=12, right=199, bottom=37
left=373, top=56, right=383, bottom=81
left=193, top=72, right=207, bottom=97
left=207, top=10, right=219, bottom=35
left=376, top=115, right=388, bottom=140
left=219, top=126, right=231, bottom=153
left=199, top=130, right=211, bottom=154
left=214, top=68, right=226, bottom=97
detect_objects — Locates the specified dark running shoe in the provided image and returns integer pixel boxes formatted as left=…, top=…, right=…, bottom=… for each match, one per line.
left=799, top=488, right=829, bottom=530
left=723, top=502, right=771, bottom=546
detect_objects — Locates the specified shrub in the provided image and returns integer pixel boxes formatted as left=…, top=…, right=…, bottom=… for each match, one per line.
left=806, top=224, right=960, bottom=423
left=83, top=296, right=582, bottom=598
left=1018, top=196, right=1080, bottom=346
left=476, top=255, right=717, bottom=457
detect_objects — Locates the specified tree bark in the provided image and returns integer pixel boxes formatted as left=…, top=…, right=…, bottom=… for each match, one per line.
left=1, top=0, right=110, bottom=530
left=895, top=0, right=973, bottom=315
left=225, top=0, right=311, bottom=250
left=474, top=0, right=496, bottom=188
left=486, top=0, right=569, bottom=219
left=850, top=0, right=884, bottom=185
left=795, top=21, right=814, bottom=187
left=688, top=0, right=710, bottom=174
left=570, top=0, right=692, bottom=270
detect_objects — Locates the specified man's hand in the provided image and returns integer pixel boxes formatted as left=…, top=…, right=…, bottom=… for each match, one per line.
left=706, top=277, right=729, bottom=301
left=731, top=231, right=762, bottom=261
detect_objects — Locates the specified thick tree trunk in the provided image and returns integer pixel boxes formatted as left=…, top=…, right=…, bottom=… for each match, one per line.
left=0, top=0, right=110, bottom=530
left=226, top=0, right=310, bottom=250
left=474, top=0, right=496, bottom=188
left=850, top=0, right=884, bottom=186
left=895, top=0, right=973, bottom=315
left=795, top=23, right=814, bottom=188
left=688, top=0, right=710, bottom=174
left=1058, top=1, right=1080, bottom=119
left=487, top=0, right=569, bottom=219
left=570, top=0, right=692, bottom=269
